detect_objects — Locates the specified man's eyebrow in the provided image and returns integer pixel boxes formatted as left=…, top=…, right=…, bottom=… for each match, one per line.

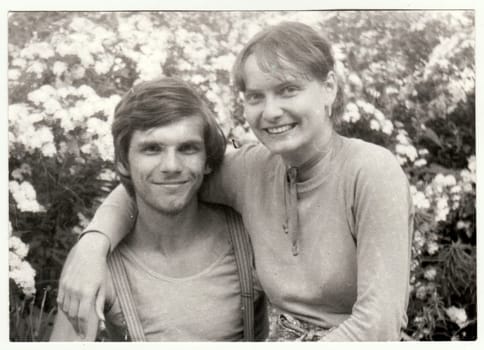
left=136, top=140, right=161, bottom=148
left=179, top=139, right=204, bottom=146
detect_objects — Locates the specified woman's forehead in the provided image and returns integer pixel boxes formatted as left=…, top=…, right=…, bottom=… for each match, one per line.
left=243, top=53, right=311, bottom=86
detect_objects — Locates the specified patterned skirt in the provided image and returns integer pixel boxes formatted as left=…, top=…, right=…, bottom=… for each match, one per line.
left=267, top=309, right=334, bottom=341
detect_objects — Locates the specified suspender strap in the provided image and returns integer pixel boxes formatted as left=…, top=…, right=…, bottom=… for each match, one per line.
left=225, top=209, right=255, bottom=341
left=108, top=250, right=146, bottom=341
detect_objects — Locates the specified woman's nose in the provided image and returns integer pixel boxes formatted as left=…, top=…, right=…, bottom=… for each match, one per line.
left=262, top=96, right=283, bottom=121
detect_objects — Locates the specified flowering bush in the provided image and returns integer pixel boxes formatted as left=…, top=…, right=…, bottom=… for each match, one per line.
left=8, top=11, right=475, bottom=341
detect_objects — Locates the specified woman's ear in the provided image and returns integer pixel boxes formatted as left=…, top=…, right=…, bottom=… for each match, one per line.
left=116, top=161, right=130, bottom=177
left=322, top=71, right=338, bottom=105
left=204, top=164, right=212, bottom=175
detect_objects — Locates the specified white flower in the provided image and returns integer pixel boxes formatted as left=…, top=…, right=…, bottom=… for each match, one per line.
left=26, top=61, right=46, bottom=76
left=433, top=173, right=446, bottom=187
left=41, top=142, right=57, bottom=157
left=373, top=110, right=385, bottom=122
left=11, top=164, right=32, bottom=181
left=94, top=56, right=114, bottom=75
left=445, top=306, right=468, bottom=328
left=9, top=236, right=29, bottom=259
left=10, top=261, right=36, bottom=297
left=9, top=236, right=36, bottom=297
left=395, top=144, right=418, bottom=162
left=80, top=143, right=92, bottom=155
left=414, top=158, right=428, bottom=167
left=342, top=102, right=361, bottom=123
left=450, top=185, right=462, bottom=194
left=385, top=85, right=399, bottom=95
left=396, top=155, right=407, bottom=165
left=53, top=61, right=68, bottom=76
left=415, top=285, right=427, bottom=300
left=424, top=267, right=437, bottom=281
left=44, top=98, right=62, bottom=115
left=426, top=241, right=439, bottom=255
left=71, top=65, right=86, bottom=80
left=8, top=69, right=21, bottom=80
left=381, top=119, right=394, bottom=135
left=20, top=42, right=55, bottom=59
left=412, top=190, right=430, bottom=210
left=97, top=138, right=114, bottom=162
left=418, top=148, right=430, bottom=156
left=467, top=155, right=476, bottom=173
left=370, top=119, right=380, bottom=131
left=435, top=196, right=450, bottom=222
left=444, top=174, right=456, bottom=187
left=97, top=169, right=117, bottom=182
left=396, top=130, right=410, bottom=145
left=11, top=57, right=27, bottom=69
left=189, top=74, right=206, bottom=85
left=9, top=181, right=45, bottom=213
left=356, top=99, right=376, bottom=115
left=30, top=126, right=55, bottom=150
left=456, top=220, right=470, bottom=230
left=348, top=73, right=363, bottom=88
left=27, top=85, right=56, bottom=105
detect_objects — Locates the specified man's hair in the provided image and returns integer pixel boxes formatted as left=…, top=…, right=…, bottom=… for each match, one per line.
left=112, top=77, right=226, bottom=196
left=232, top=21, right=345, bottom=123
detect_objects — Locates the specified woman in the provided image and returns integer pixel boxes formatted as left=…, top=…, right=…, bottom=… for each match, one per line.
left=58, top=21, right=413, bottom=341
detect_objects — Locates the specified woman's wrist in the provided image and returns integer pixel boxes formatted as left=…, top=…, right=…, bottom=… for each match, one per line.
left=78, top=230, right=112, bottom=256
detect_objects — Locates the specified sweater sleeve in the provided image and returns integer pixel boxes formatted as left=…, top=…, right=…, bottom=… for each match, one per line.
left=82, top=184, right=137, bottom=251
left=322, top=148, right=414, bottom=341
left=200, top=143, right=259, bottom=212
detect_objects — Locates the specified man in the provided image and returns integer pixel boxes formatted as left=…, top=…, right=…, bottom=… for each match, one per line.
left=50, top=78, right=266, bottom=341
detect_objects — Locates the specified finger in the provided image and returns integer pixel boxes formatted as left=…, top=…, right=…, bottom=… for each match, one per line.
left=56, top=285, right=64, bottom=308
left=67, top=293, right=81, bottom=335
left=61, top=289, right=71, bottom=314
left=78, top=292, right=97, bottom=338
left=95, top=285, right=106, bottom=322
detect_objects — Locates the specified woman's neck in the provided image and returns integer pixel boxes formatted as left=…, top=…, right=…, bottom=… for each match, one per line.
left=282, top=130, right=337, bottom=182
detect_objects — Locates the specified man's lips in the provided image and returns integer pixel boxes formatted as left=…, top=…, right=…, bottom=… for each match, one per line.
left=264, top=123, right=297, bottom=135
left=152, top=180, right=189, bottom=186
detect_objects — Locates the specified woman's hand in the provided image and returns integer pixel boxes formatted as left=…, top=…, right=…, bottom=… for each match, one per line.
left=57, top=232, right=110, bottom=338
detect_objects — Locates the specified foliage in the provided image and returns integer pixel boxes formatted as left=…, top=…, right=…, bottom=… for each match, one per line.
left=8, top=11, right=475, bottom=341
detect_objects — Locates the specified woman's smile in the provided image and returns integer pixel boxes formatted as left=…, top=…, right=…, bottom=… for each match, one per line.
left=264, top=123, right=297, bottom=135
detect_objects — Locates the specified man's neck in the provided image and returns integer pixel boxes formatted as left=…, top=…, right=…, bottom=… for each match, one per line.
left=128, top=198, right=205, bottom=257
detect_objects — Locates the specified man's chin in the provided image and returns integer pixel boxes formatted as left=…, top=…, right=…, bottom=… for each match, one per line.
left=152, top=200, right=191, bottom=216
left=157, top=206, right=186, bottom=216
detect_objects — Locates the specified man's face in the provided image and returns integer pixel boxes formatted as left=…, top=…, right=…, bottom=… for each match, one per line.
left=121, top=116, right=210, bottom=216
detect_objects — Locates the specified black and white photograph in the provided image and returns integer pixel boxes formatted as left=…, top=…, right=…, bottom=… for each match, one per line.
left=5, top=0, right=479, bottom=345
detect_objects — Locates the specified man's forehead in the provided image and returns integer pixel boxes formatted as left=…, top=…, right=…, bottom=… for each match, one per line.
left=132, top=116, right=205, bottom=144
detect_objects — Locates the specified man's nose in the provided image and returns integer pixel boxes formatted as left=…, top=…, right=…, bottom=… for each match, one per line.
left=159, top=149, right=182, bottom=173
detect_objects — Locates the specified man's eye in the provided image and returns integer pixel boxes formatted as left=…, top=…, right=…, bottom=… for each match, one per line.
left=142, top=145, right=161, bottom=153
left=244, top=93, right=263, bottom=105
left=179, top=144, right=201, bottom=154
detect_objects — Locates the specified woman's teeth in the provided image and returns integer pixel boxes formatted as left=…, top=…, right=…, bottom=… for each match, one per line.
left=266, top=124, right=294, bottom=134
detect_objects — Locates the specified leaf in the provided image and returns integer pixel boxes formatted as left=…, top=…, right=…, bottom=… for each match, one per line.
left=421, top=127, right=444, bottom=148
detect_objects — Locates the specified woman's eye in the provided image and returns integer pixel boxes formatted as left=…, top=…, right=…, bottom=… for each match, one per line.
left=280, top=85, right=299, bottom=97
left=244, top=93, right=263, bottom=105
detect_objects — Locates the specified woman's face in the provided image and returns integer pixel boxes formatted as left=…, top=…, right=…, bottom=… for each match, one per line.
left=242, top=54, right=337, bottom=166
